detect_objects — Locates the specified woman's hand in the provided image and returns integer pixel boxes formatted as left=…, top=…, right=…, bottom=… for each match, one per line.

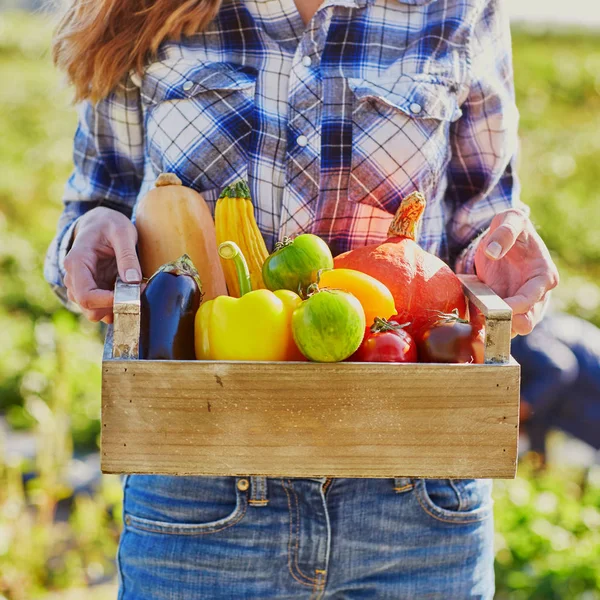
left=474, top=209, right=559, bottom=337
left=63, top=207, right=141, bottom=324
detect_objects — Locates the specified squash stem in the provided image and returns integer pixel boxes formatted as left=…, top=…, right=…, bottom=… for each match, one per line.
left=387, top=191, right=426, bottom=241
left=218, top=241, right=252, bottom=296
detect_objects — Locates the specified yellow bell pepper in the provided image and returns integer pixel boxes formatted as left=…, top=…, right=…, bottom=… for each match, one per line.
left=195, top=242, right=304, bottom=361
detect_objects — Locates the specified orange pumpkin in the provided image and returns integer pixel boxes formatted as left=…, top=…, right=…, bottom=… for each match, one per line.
left=135, top=173, right=227, bottom=301
left=334, top=192, right=467, bottom=338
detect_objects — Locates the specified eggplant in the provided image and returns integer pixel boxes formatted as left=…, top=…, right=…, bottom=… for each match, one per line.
left=139, top=255, right=203, bottom=360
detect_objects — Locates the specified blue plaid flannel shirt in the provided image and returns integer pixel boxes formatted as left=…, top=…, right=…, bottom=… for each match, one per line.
left=45, top=0, right=524, bottom=301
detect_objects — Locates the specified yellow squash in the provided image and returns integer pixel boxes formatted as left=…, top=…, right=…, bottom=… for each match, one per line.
left=214, top=180, right=269, bottom=297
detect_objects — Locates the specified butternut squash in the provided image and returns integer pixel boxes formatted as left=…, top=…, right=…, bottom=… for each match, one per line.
left=214, top=180, right=269, bottom=297
left=135, top=173, right=227, bottom=301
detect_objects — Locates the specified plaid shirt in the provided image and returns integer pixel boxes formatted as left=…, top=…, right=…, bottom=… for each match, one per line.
left=45, top=0, right=522, bottom=299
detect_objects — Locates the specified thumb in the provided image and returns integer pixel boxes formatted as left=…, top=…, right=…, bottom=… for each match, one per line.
left=106, top=220, right=142, bottom=283
left=484, top=209, right=528, bottom=261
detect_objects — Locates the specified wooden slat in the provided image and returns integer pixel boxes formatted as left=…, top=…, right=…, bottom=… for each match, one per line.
left=101, top=360, right=520, bottom=478
left=459, top=274, right=513, bottom=365
left=112, top=279, right=140, bottom=360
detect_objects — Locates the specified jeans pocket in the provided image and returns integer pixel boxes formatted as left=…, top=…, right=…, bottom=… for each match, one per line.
left=414, top=478, right=493, bottom=524
left=123, top=475, right=248, bottom=535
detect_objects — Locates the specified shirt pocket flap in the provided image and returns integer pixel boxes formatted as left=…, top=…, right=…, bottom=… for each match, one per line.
left=141, top=60, right=257, bottom=105
left=348, top=76, right=462, bottom=123
left=395, top=0, right=439, bottom=5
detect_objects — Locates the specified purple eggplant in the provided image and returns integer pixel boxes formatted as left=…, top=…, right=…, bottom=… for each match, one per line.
left=139, top=255, right=203, bottom=360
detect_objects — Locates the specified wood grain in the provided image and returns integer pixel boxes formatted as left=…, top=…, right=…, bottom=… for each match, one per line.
left=459, top=274, right=513, bottom=364
left=112, top=278, right=140, bottom=360
left=102, top=360, right=520, bottom=478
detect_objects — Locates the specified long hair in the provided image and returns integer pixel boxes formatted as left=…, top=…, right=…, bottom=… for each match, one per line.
left=53, top=0, right=223, bottom=102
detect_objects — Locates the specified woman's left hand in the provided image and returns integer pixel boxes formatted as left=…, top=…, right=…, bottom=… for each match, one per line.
left=474, top=209, right=559, bottom=337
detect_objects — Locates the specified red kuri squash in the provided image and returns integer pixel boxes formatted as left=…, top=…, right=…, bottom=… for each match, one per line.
left=334, top=192, right=467, bottom=338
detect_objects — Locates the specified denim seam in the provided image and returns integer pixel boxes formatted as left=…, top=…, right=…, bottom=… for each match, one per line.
left=415, top=487, right=491, bottom=524
left=124, top=496, right=248, bottom=535
left=449, top=479, right=463, bottom=511
left=117, top=474, right=131, bottom=600
left=288, top=480, right=321, bottom=583
left=281, top=480, right=320, bottom=586
left=310, top=571, right=327, bottom=600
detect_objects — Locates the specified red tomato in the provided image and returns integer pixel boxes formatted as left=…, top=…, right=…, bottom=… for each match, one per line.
left=418, top=310, right=485, bottom=364
left=350, top=317, right=417, bottom=363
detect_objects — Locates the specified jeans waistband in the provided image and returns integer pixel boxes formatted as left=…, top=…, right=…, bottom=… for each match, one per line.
left=246, top=477, right=415, bottom=505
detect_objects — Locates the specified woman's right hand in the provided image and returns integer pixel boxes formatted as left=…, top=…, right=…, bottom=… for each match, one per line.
left=64, top=207, right=141, bottom=324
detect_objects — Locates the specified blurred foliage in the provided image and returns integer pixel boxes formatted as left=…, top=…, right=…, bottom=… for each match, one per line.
left=0, top=10, right=599, bottom=599
left=494, top=460, right=600, bottom=600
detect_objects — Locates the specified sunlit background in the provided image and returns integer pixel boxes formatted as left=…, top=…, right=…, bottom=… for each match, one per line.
left=1, top=3, right=600, bottom=599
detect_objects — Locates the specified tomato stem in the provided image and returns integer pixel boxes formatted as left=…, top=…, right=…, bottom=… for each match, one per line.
left=218, top=241, right=252, bottom=296
left=274, top=236, right=295, bottom=251
left=370, top=317, right=410, bottom=334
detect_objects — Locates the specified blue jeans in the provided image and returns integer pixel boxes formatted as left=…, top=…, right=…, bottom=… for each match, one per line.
left=117, top=476, right=494, bottom=599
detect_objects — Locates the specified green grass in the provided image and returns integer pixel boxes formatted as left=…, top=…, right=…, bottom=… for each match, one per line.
left=0, top=11, right=599, bottom=599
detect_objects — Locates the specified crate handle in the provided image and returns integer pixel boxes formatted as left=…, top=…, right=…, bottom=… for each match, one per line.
left=111, top=278, right=141, bottom=360
left=458, top=274, right=512, bottom=364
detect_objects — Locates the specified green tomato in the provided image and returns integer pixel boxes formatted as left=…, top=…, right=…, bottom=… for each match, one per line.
left=262, top=234, right=333, bottom=295
left=292, top=289, right=366, bottom=362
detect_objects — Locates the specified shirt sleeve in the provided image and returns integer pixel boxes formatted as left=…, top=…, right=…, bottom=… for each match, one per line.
left=445, top=0, right=528, bottom=274
left=44, top=74, right=144, bottom=303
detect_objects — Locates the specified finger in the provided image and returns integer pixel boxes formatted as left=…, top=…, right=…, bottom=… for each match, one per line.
left=69, top=255, right=114, bottom=310
left=101, top=313, right=114, bottom=325
left=503, top=274, right=552, bottom=315
left=512, top=312, right=534, bottom=337
left=81, top=307, right=114, bottom=323
left=106, top=221, right=141, bottom=283
left=484, top=210, right=528, bottom=260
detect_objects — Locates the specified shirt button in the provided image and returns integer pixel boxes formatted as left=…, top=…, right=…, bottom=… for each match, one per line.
left=237, top=478, right=250, bottom=492
left=410, top=102, right=423, bottom=115
left=302, top=56, right=312, bottom=67
left=296, top=135, right=309, bottom=147
left=182, top=81, right=194, bottom=92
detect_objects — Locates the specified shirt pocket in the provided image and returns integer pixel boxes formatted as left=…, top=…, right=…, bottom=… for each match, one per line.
left=347, top=75, right=462, bottom=214
left=142, top=59, right=257, bottom=193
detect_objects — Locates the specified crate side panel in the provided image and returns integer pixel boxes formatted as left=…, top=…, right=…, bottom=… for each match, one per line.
left=101, top=361, right=519, bottom=478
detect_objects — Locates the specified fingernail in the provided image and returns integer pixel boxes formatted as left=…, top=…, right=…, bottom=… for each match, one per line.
left=485, top=241, right=503, bottom=260
left=125, top=269, right=141, bottom=283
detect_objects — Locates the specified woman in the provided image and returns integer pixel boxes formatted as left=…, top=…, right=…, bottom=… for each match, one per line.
left=46, top=0, right=558, bottom=598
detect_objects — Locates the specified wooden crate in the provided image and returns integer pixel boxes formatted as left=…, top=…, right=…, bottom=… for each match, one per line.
left=101, top=275, right=520, bottom=479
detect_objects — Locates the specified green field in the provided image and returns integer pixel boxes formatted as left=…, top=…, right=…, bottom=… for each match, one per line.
left=1, top=11, right=599, bottom=599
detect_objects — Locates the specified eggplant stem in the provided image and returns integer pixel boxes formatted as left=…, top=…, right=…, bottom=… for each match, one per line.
left=426, top=308, right=469, bottom=325
left=218, top=241, right=252, bottom=296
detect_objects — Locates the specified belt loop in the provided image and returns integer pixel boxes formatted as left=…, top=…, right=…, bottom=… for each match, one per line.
left=249, top=476, right=269, bottom=506
left=392, top=477, right=414, bottom=493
